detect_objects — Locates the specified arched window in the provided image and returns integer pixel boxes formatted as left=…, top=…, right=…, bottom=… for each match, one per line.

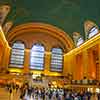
left=84, top=20, right=99, bottom=39
left=76, top=37, right=84, bottom=47
left=51, top=48, right=63, bottom=72
left=9, top=42, right=25, bottom=67
left=72, top=32, right=84, bottom=47
left=30, top=43, right=45, bottom=70
left=88, top=26, right=98, bottom=38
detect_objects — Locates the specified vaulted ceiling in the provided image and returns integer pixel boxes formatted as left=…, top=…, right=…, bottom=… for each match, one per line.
left=0, top=0, right=100, bottom=39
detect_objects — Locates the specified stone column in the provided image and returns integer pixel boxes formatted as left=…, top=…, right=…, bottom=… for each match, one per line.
left=71, top=55, right=77, bottom=80
left=0, top=45, right=3, bottom=68
left=82, top=50, right=89, bottom=79
left=88, top=49, right=96, bottom=79
left=23, top=49, right=30, bottom=73
left=1, top=45, right=10, bottom=71
left=63, top=54, right=72, bottom=76
left=75, top=53, right=83, bottom=80
left=44, top=51, right=51, bottom=75
left=97, top=44, right=100, bottom=80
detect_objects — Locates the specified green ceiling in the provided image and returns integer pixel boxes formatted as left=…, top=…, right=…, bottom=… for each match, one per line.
left=0, top=0, right=100, bottom=39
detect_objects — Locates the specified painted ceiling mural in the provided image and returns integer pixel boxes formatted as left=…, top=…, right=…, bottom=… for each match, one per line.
left=0, top=0, right=100, bottom=40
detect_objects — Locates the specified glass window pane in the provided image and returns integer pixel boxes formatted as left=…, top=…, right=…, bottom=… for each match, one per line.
left=12, top=43, right=24, bottom=49
left=50, top=48, right=63, bottom=72
left=11, top=55, right=24, bottom=59
left=89, top=27, right=98, bottom=38
left=9, top=42, right=25, bottom=67
left=30, top=44, right=45, bottom=70
left=12, top=49, right=24, bottom=53
left=31, top=51, right=44, bottom=57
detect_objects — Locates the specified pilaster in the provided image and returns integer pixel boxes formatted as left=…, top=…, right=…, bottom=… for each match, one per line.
left=97, top=44, right=100, bottom=80
left=23, top=49, right=30, bottom=73
left=82, top=50, right=89, bottom=79
left=44, top=52, right=51, bottom=75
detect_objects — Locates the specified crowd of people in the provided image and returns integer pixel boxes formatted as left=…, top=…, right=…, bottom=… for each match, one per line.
left=18, top=84, right=100, bottom=100
left=4, top=82, right=100, bottom=100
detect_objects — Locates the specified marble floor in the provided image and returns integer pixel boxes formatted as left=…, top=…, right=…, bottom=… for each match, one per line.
left=0, top=88, right=44, bottom=100
left=0, top=88, right=20, bottom=100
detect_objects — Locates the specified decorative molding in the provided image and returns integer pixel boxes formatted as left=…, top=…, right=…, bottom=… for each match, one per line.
left=3, top=21, right=13, bottom=35
left=84, top=20, right=99, bottom=39
left=0, top=5, right=10, bottom=25
left=7, top=23, right=74, bottom=52
left=73, top=32, right=84, bottom=47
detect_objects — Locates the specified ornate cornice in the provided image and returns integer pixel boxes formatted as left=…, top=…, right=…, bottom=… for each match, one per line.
left=7, top=22, right=74, bottom=52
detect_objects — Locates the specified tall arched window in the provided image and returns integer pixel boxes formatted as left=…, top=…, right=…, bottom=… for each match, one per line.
left=30, top=43, right=45, bottom=70
left=51, top=48, right=63, bottom=72
left=9, top=42, right=25, bottom=68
